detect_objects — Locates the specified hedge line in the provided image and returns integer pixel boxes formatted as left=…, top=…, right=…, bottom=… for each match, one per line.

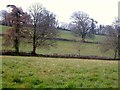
left=0, top=50, right=119, bottom=61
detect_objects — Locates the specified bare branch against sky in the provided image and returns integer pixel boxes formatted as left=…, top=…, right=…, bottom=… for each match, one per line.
left=0, top=0, right=119, bottom=25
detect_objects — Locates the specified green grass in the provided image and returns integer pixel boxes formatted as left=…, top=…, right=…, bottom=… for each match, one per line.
left=59, top=29, right=105, bottom=42
left=37, top=41, right=113, bottom=58
left=2, top=56, right=118, bottom=88
left=2, top=40, right=114, bottom=58
left=59, top=30, right=75, bottom=39
left=86, top=35, right=105, bottom=42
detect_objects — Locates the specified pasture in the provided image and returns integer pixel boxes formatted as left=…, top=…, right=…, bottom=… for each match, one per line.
left=59, top=30, right=105, bottom=42
left=2, top=40, right=114, bottom=58
left=1, top=25, right=118, bottom=88
left=2, top=56, right=118, bottom=88
left=1, top=25, right=114, bottom=58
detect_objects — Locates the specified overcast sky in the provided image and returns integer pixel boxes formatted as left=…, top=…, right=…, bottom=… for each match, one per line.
left=0, top=0, right=119, bottom=25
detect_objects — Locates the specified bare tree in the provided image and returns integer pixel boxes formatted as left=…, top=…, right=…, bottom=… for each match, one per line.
left=100, top=25, right=118, bottom=59
left=27, top=3, right=58, bottom=54
left=70, top=11, right=92, bottom=42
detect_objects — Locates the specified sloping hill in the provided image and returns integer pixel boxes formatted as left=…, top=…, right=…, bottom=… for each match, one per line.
left=1, top=25, right=105, bottom=42
left=58, top=29, right=105, bottom=42
left=0, top=25, right=114, bottom=58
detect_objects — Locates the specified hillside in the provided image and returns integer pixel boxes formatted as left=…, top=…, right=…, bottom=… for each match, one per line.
left=0, top=25, right=114, bottom=58
left=58, top=29, right=105, bottom=42
left=0, top=25, right=105, bottom=42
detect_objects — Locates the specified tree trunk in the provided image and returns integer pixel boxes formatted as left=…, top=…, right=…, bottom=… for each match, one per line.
left=114, top=48, right=117, bottom=59
left=14, top=23, right=20, bottom=54
left=32, top=39, right=36, bottom=55
left=118, top=27, right=120, bottom=59
left=32, top=25, right=36, bottom=55
left=14, top=37, right=19, bottom=54
left=81, top=34, right=85, bottom=42
left=78, top=50, right=80, bottom=56
left=14, top=10, right=20, bottom=54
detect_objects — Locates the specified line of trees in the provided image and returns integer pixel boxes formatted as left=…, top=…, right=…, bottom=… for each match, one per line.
left=1, top=3, right=120, bottom=58
left=69, top=11, right=120, bottom=59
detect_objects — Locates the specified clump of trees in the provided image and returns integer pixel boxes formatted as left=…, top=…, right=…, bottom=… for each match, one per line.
left=96, top=24, right=105, bottom=35
left=3, top=4, right=58, bottom=55
left=1, top=4, right=119, bottom=59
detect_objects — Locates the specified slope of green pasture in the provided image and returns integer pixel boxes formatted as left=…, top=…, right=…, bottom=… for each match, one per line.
left=2, top=40, right=114, bottom=58
left=36, top=41, right=113, bottom=58
left=86, top=35, right=105, bottom=42
left=59, top=30, right=105, bottom=42
left=1, top=25, right=105, bottom=42
left=2, top=56, right=118, bottom=88
left=59, top=30, right=75, bottom=39
left=0, top=25, right=111, bottom=58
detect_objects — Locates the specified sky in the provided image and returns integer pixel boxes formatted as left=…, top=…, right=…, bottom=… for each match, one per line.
left=0, top=0, right=120, bottom=25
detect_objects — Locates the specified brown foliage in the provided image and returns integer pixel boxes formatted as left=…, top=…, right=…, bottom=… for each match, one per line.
left=3, top=28, right=17, bottom=47
left=3, top=5, right=31, bottom=53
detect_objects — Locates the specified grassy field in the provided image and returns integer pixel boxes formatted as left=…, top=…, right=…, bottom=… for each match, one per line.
left=2, top=56, right=118, bottom=88
left=0, top=25, right=114, bottom=58
left=1, top=25, right=118, bottom=88
left=59, top=30, right=75, bottom=39
left=59, top=30, right=105, bottom=42
left=2, top=40, right=114, bottom=58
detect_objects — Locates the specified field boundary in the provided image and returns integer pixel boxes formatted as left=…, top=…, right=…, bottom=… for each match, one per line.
left=1, top=50, right=119, bottom=60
